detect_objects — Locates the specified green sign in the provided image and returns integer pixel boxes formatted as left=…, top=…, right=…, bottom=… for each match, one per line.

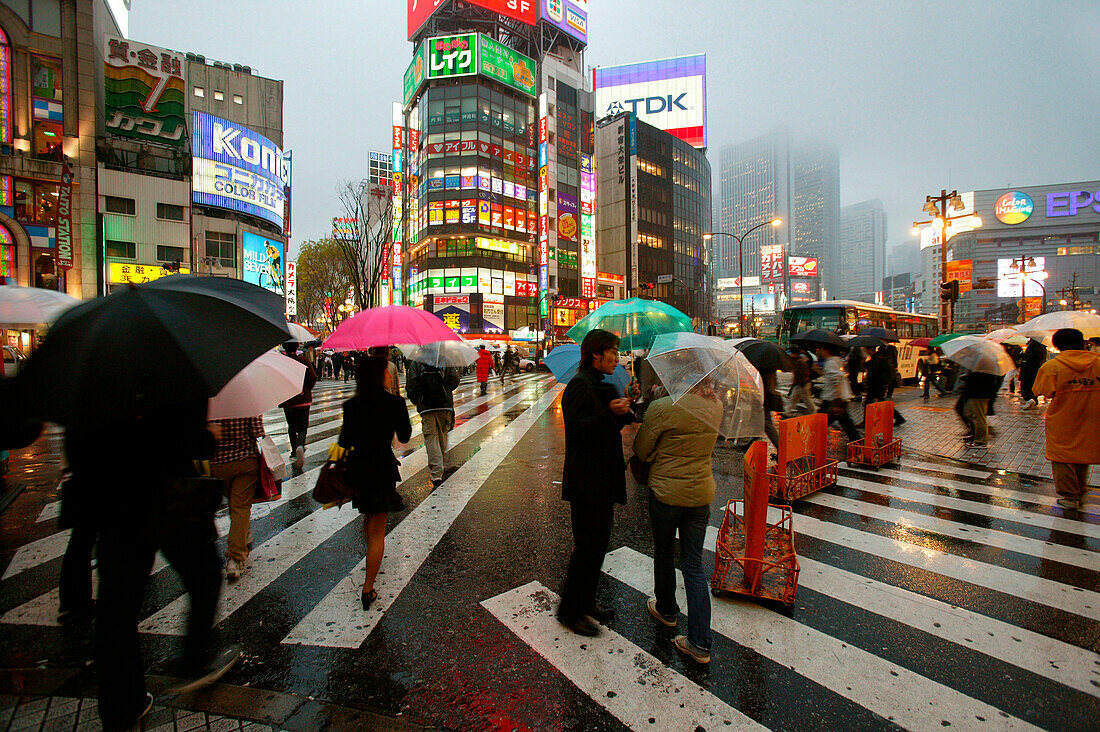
left=477, top=35, right=537, bottom=97
left=426, top=34, right=477, bottom=81
left=403, top=43, right=426, bottom=107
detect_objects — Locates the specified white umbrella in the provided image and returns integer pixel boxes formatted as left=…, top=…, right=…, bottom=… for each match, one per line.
left=208, top=351, right=307, bottom=419
left=286, top=321, right=315, bottom=342
left=940, top=336, right=1015, bottom=375
left=397, top=339, right=478, bottom=368
left=0, top=285, right=80, bottom=328
left=983, top=328, right=1018, bottom=342
left=1016, top=311, right=1100, bottom=339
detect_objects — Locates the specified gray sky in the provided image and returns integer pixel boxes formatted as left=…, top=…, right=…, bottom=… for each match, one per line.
left=132, top=0, right=1100, bottom=266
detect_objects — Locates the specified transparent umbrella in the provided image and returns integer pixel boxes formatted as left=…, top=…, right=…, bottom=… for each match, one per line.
left=646, top=331, right=765, bottom=440
left=940, top=336, right=1015, bottom=375
left=1015, top=311, right=1100, bottom=339
left=397, top=339, right=478, bottom=368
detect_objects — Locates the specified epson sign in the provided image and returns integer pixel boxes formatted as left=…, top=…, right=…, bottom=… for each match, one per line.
left=594, top=54, right=707, bottom=149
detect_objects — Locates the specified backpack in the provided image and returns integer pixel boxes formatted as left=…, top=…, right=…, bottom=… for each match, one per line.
left=418, top=368, right=448, bottom=408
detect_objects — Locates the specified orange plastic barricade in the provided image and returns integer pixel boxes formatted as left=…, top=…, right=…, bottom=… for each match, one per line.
left=711, top=441, right=800, bottom=607
left=767, top=413, right=838, bottom=501
left=846, top=401, right=902, bottom=468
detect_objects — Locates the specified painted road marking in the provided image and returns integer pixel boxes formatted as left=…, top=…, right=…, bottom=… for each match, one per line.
left=282, top=384, right=562, bottom=648
left=805, top=491, right=1100, bottom=570
left=481, top=581, right=764, bottom=732
left=139, top=389, right=539, bottom=636
left=604, top=547, right=1042, bottom=731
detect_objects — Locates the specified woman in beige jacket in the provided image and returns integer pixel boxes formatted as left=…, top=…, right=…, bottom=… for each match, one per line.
left=633, top=393, right=722, bottom=664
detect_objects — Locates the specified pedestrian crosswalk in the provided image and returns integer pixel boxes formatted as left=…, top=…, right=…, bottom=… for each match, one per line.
left=3, top=372, right=1100, bottom=729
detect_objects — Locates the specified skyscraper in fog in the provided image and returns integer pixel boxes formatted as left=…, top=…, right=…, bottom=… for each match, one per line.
left=791, top=142, right=840, bottom=292
left=837, top=200, right=887, bottom=302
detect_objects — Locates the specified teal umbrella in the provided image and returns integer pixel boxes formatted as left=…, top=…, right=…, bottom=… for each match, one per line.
left=929, top=332, right=965, bottom=347
left=565, top=298, right=693, bottom=351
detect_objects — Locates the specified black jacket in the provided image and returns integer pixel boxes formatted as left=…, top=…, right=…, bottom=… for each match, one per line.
left=864, top=350, right=894, bottom=396
left=561, top=365, right=635, bottom=504
left=960, top=371, right=1000, bottom=400
left=338, top=390, right=412, bottom=490
left=405, top=361, right=461, bottom=414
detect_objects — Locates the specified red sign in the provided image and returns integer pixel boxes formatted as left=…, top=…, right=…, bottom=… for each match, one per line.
left=407, top=0, right=446, bottom=40
left=788, top=256, right=818, bottom=278
left=467, top=0, right=536, bottom=25
left=597, top=271, right=625, bottom=284
left=581, top=278, right=596, bottom=298
left=392, top=126, right=402, bottom=151
left=793, top=281, right=810, bottom=294
left=760, top=244, right=784, bottom=283
left=555, top=297, right=590, bottom=309
left=515, top=281, right=536, bottom=297
left=434, top=295, right=469, bottom=305
left=56, top=162, right=73, bottom=271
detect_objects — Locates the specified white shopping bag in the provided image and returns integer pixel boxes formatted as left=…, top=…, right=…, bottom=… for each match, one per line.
left=257, top=435, right=288, bottom=482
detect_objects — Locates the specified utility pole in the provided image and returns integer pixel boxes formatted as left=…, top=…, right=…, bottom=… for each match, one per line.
left=1056, top=272, right=1080, bottom=311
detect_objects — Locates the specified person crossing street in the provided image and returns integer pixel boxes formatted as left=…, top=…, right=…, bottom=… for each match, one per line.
left=476, top=345, right=494, bottom=395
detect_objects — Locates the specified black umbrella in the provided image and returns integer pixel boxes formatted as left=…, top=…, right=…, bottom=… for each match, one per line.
left=857, top=327, right=899, bottom=342
left=846, top=335, right=887, bottom=349
left=735, top=338, right=793, bottom=372
left=19, top=275, right=290, bottom=427
left=791, top=328, right=848, bottom=350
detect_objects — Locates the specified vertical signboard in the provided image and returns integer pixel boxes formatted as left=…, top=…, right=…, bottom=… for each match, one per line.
left=103, top=36, right=187, bottom=147
left=538, top=93, right=549, bottom=318
left=579, top=153, right=596, bottom=297
left=392, top=103, right=404, bottom=305
left=593, top=54, right=707, bottom=149
left=760, top=243, right=784, bottom=284
left=945, top=259, right=973, bottom=294
left=242, top=232, right=285, bottom=295
left=628, top=119, right=638, bottom=292
left=55, top=161, right=73, bottom=271
left=285, top=260, right=297, bottom=317
left=403, top=42, right=426, bottom=106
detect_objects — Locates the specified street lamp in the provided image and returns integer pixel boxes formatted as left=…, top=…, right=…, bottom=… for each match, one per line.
left=912, top=190, right=982, bottom=331
left=704, top=218, right=781, bottom=336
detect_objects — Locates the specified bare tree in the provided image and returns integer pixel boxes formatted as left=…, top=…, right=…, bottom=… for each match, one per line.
left=333, top=180, right=394, bottom=310
left=296, top=237, right=354, bottom=331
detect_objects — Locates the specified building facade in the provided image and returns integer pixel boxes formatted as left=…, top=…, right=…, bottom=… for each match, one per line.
left=594, top=113, right=709, bottom=321
left=947, top=181, right=1100, bottom=330
left=790, top=141, right=839, bottom=293
left=836, top=199, right=886, bottom=302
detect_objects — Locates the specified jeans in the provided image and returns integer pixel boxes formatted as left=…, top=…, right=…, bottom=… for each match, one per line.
left=420, top=410, right=453, bottom=481
left=923, top=369, right=947, bottom=397
left=283, top=406, right=310, bottom=452
left=649, top=492, right=712, bottom=651
left=559, top=500, right=614, bottom=621
left=96, top=480, right=222, bottom=730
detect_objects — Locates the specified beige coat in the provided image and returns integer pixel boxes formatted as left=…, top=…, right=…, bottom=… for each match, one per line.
left=633, top=395, right=721, bottom=507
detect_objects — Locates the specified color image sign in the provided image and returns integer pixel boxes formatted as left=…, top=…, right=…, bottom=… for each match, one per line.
left=994, top=190, right=1033, bottom=225
left=483, top=301, right=505, bottom=333
left=477, top=35, right=537, bottom=97
left=540, top=0, right=587, bottom=44
left=427, top=34, right=477, bottom=79
left=787, top=256, right=818, bottom=278
left=242, top=231, right=285, bottom=295
left=103, top=35, right=186, bottom=147
left=594, top=54, right=707, bottom=149
left=407, top=0, right=447, bottom=40
left=192, top=112, right=288, bottom=228
left=746, top=293, right=776, bottom=313
left=759, top=243, right=784, bottom=283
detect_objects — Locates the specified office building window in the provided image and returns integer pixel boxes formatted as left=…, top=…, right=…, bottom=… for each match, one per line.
left=194, top=86, right=204, bottom=97
left=157, top=245, right=185, bottom=262
left=214, top=90, right=224, bottom=101
left=104, top=196, right=136, bottom=215
left=156, top=202, right=185, bottom=220
left=233, top=94, right=243, bottom=104
left=205, top=231, right=235, bottom=267
left=105, top=240, right=136, bottom=258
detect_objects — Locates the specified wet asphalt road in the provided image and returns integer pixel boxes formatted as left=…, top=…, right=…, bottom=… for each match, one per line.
left=2, top=371, right=1099, bottom=731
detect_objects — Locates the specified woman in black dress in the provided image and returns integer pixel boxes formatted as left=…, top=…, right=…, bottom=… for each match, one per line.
left=338, top=356, right=412, bottom=610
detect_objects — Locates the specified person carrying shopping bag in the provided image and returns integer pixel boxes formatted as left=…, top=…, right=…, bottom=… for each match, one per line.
left=208, top=416, right=266, bottom=581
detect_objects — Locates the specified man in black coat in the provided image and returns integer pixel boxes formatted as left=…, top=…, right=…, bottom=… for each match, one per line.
left=558, top=329, right=636, bottom=636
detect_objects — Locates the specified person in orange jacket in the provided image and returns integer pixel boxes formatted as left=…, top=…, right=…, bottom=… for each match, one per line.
left=1033, top=328, right=1100, bottom=510
left=475, top=345, right=494, bottom=396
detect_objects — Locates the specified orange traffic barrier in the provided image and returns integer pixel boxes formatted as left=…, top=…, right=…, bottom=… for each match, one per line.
left=846, top=401, right=902, bottom=468
left=768, top=413, right=838, bottom=501
left=711, top=440, right=799, bottom=606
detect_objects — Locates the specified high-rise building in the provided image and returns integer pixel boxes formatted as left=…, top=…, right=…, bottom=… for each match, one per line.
left=837, top=199, right=887, bottom=302
left=397, top=1, right=591, bottom=340
left=790, top=141, right=839, bottom=292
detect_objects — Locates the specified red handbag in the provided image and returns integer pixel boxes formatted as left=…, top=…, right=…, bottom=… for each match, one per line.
left=255, top=458, right=282, bottom=502
left=312, top=458, right=355, bottom=507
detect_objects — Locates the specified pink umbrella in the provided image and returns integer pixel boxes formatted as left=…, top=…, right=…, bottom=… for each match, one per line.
left=208, top=351, right=306, bottom=419
left=323, top=305, right=461, bottom=351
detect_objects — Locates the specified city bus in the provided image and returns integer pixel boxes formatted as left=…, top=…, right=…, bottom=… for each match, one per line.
left=779, top=300, right=940, bottom=380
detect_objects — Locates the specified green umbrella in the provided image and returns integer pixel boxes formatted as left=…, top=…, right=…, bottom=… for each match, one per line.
left=929, top=333, right=965, bottom=347
left=565, top=297, right=693, bottom=351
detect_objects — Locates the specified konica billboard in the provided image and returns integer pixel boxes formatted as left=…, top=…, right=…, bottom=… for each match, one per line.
left=192, top=112, right=288, bottom=229
left=593, top=54, right=707, bottom=149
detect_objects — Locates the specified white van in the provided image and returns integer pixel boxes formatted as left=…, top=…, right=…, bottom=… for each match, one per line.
left=2, top=345, right=26, bottom=377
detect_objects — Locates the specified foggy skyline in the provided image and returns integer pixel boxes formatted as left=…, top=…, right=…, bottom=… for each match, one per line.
left=132, top=0, right=1100, bottom=270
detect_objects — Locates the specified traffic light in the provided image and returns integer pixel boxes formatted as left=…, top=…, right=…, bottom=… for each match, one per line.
left=940, top=280, right=959, bottom=302
left=639, top=282, right=656, bottom=290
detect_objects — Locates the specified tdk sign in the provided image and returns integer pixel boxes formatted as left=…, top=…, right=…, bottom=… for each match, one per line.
left=593, top=54, right=708, bottom=149
left=606, top=93, right=690, bottom=116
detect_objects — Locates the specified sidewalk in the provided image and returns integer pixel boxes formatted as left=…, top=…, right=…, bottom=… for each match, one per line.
left=889, top=384, right=1098, bottom=486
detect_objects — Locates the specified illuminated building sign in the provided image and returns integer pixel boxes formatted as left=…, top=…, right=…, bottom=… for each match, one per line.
left=787, top=256, right=818, bottom=278
left=593, top=54, right=707, bottom=149
left=109, top=262, right=190, bottom=284
left=760, top=243, right=784, bottom=283
left=104, top=36, right=186, bottom=147
left=994, top=191, right=1033, bottom=224
left=1046, top=189, right=1100, bottom=218
left=597, top=272, right=625, bottom=284
left=392, top=103, right=404, bottom=304
left=192, top=112, right=288, bottom=228
left=475, top=237, right=521, bottom=255
left=242, top=232, right=285, bottom=295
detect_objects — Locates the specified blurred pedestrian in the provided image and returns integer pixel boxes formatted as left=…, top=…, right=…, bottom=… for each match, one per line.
left=817, top=344, right=861, bottom=443
left=208, top=416, right=264, bottom=581
left=922, top=347, right=948, bottom=398
left=1019, top=338, right=1047, bottom=409
left=786, top=344, right=816, bottom=416
left=338, top=356, right=412, bottom=609
left=884, top=342, right=901, bottom=398
left=343, top=352, right=357, bottom=383
left=501, top=345, right=516, bottom=384
left=1033, top=328, right=1100, bottom=509
left=865, top=345, right=906, bottom=425
left=406, top=359, right=461, bottom=486
left=558, top=329, right=636, bottom=637
left=280, top=341, right=318, bottom=471
left=847, top=345, right=865, bottom=402
left=57, top=464, right=97, bottom=624
left=633, top=390, right=721, bottom=664
left=332, top=351, right=345, bottom=381
left=67, top=403, right=239, bottom=729
left=369, top=346, right=400, bottom=397
left=475, top=345, right=494, bottom=395
left=955, top=368, right=998, bottom=448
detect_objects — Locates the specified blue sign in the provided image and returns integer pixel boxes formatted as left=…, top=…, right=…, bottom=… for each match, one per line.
left=192, top=112, right=288, bottom=229
left=242, top=232, right=285, bottom=295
